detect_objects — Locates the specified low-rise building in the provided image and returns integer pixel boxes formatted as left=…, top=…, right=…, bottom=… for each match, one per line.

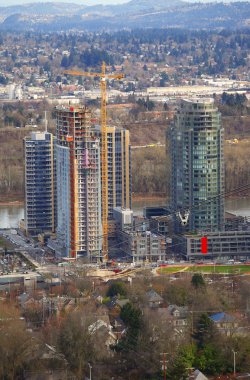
left=119, top=230, right=166, bottom=262
left=149, top=215, right=173, bottom=236
left=113, top=207, right=133, bottom=231
left=175, top=231, right=250, bottom=260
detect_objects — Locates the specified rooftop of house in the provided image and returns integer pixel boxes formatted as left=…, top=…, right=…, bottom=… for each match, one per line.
left=88, top=320, right=112, bottom=335
left=168, top=304, right=189, bottom=318
left=106, top=296, right=130, bottom=309
left=210, top=312, right=236, bottom=323
left=190, top=369, right=208, bottom=380
left=146, top=289, right=164, bottom=303
left=116, top=299, right=130, bottom=308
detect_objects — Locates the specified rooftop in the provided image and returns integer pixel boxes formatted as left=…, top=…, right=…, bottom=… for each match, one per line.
left=209, top=312, right=236, bottom=323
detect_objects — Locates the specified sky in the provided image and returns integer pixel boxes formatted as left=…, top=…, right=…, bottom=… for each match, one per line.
left=4, top=0, right=128, bottom=5
left=3, top=0, right=249, bottom=6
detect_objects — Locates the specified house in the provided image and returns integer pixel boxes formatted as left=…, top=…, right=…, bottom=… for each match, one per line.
left=88, top=320, right=117, bottom=354
left=18, top=292, right=33, bottom=309
left=94, top=307, right=111, bottom=326
left=110, top=316, right=127, bottom=339
left=116, top=299, right=130, bottom=308
left=189, top=369, right=208, bottom=380
left=168, top=304, right=189, bottom=328
left=106, top=296, right=130, bottom=312
left=25, top=343, right=73, bottom=380
left=209, top=312, right=239, bottom=335
left=146, top=289, right=164, bottom=308
left=92, top=292, right=104, bottom=304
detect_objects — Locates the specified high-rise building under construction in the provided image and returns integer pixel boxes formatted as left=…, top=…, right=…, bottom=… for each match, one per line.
left=95, top=125, right=132, bottom=219
left=55, top=105, right=102, bottom=259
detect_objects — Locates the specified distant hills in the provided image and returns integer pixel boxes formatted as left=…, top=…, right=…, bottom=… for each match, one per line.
left=0, top=0, right=250, bottom=31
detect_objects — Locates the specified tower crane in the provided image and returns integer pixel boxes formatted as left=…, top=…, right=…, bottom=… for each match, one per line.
left=64, top=62, right=124, bottom=262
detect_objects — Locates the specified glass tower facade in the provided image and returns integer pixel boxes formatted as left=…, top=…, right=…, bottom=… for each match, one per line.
left=24, top=131, right=56, bottom=235
left=170, top=98, right=224, bottom=233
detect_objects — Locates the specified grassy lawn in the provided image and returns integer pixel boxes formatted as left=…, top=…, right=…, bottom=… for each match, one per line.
left=187, top=265, right=250, bottom=274
left=157, top=266, right=185, bottom=274
left=158, top=264, right=250, bottom=275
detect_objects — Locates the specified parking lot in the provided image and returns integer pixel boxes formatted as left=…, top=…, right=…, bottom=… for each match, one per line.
left=0, top=252, right=35, bottom=275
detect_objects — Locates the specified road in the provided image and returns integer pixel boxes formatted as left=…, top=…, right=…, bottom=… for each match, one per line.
left=0, top=229, right=59, bottom=274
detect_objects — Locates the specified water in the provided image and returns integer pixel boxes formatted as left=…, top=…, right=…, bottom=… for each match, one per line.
left=1, top=198, right=250, bottom=228
left=0, top=205, right=24, bottom=228
left=225, top=198, right=250, bottom=217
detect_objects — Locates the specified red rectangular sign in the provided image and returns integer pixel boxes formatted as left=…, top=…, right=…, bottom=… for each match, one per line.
left=201, top=236, right=208, bottom=254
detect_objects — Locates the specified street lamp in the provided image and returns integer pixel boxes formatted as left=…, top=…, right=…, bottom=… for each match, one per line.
left=88, top=362, right=92, bottom=380
left=232, top=349, right=237, bottom=377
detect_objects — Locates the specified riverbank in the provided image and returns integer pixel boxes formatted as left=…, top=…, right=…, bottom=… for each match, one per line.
left=132, top=193, right=167, bottom=201
left=0, top=193, right=249, bottom=207
left=0, top=200, right=24, bottom=206
left=0, top=193, right=24, bottom=206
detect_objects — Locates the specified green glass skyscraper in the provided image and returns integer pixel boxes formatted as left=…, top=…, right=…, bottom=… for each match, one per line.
left=170, top=98, right=224, bottom=233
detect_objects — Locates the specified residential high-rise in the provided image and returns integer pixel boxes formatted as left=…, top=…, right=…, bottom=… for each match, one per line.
left=56, top=105, right=102, bottom=259
left=24, top=131, right=56, bottom=235
left=95, top=125, right=132, bottom=219
left=170, top=98, right=224, bottom=233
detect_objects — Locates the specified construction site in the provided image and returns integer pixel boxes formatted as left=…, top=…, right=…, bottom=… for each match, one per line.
left=56, top=105, right=102, bottom=260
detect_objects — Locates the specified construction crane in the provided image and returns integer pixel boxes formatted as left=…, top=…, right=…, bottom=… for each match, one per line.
left=64, top=62, right=124, bottom=262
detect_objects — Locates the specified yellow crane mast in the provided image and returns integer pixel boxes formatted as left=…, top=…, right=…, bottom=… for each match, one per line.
left=64, top=62, right=124, bottom=262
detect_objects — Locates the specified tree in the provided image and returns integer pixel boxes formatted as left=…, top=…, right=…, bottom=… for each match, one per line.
left=43, top=61, right=51, bottom=73
left=23, top=303, right=44, bottom=327
left=120, top=303, right=141, bottom=330
left=159, top=71, right=169, bottom=87
left=193, top=313, right=217, bottom=349
left=125, top=82, right=135, bottom=92
left=163, top=102, right=169, bottom=111
left=56, top=75, right=62, bottom=83
left=164, top=280, right=190, bottom=306
left=221, top=92, right=247, bottom=108
left=117, top=303, right=142, bottom=352
left=57, top=311, right=95, bottom=379
left=61, top=55, right=70, bottom=68
left=80, top=48, right=114, bottom=68
left=0, top=74, right=8, bottom=85
left=168, top=344, right=196, bottom=380
left=107, top=281, right=127, bottom=297
left=194, top=343, right=224, bottom=375
left=136, top=97, right=155, bottom=111
left=0, top=303, right=36, bottom=380
left=191, top=273, right=205, bottom=289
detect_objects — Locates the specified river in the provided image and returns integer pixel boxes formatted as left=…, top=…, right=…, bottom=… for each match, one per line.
left=0, top=205, right=24, bottom=229
left=1, top=198, right=250, bottom=229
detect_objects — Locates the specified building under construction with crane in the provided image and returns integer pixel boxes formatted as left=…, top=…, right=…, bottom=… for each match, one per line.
left=55, top=105, right=102, bottom=259
left=61, top=63, right=126, bottom=261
